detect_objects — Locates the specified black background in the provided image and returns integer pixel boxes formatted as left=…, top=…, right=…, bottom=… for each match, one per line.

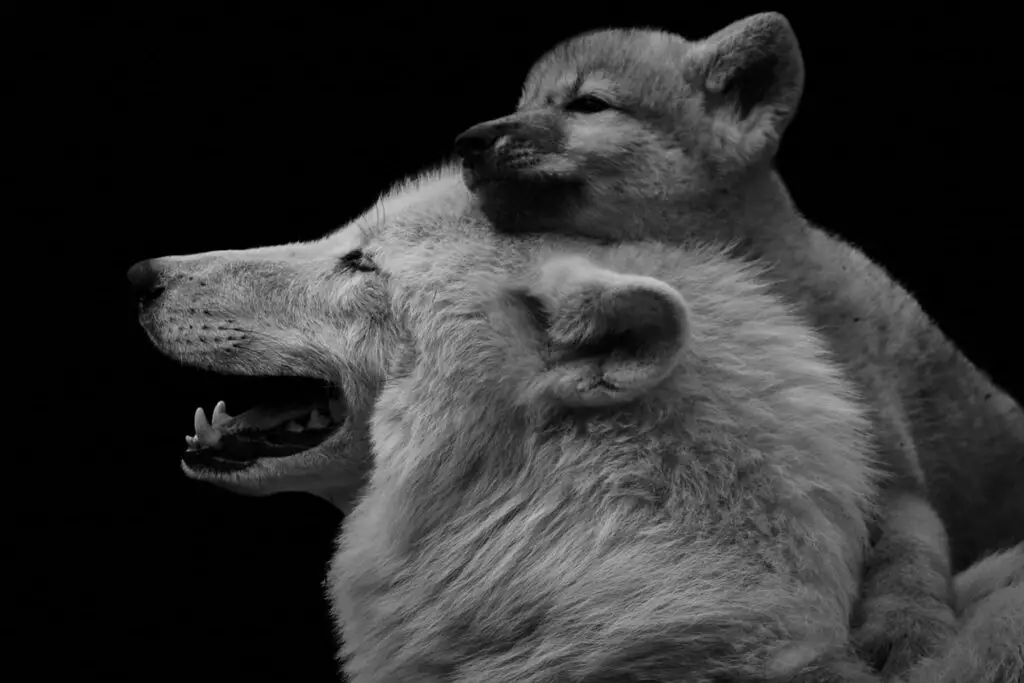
left=19, top=3, right=1020, bottom=680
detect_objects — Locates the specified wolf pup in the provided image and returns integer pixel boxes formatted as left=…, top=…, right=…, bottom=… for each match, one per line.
left=453, top=12, right=1024, bottom=678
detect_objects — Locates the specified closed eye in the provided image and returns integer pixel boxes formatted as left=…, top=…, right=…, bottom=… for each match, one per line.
left=564, top=94, right=612, bottom=114
left=337, top=250, right=376, bottom=273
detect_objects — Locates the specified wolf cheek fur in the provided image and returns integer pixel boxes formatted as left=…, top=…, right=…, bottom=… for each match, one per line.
left=456, top=12, right=1024, bottom=677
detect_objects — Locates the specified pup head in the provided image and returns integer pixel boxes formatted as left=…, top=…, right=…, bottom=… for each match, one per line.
left=454, top=12, right=804, bottom=239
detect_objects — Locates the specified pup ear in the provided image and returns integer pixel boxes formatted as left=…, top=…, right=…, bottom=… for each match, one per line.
left=687, top=12, right=804, bottom=169
left=520, top=255, right=690, bottom=408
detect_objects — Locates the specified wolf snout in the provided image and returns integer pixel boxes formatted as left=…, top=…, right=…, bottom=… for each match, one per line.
left=127, top=258, right=165, bottom=308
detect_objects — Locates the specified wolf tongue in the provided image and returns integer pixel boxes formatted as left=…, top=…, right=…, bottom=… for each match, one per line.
left=232, top=405, right=313, bottom=431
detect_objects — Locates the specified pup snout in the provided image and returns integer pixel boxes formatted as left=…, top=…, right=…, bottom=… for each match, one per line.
left=127, top=258, right=165, bottom=308
left=454, top=122, right=506, bottom=161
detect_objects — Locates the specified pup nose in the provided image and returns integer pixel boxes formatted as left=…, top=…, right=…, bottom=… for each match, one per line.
left=454, top=123, right=502, bottom=160
left=126, top=258, right=164, bottom=306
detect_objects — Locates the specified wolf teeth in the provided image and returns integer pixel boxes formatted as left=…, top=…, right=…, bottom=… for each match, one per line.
left=211, top=400, right=231, bottom=427
left=185, top=400, right=341, bottom=448
left=193, top=406, right=222, bottom=447
left=307, top=408, right=330, bottom=430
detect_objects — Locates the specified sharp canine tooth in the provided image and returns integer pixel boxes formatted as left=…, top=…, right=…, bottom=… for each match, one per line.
left=194, top=407, right=221, bottom=447
left=307, top=409, right=330, bottom=430
left=212, top=400, right=231, bottom=427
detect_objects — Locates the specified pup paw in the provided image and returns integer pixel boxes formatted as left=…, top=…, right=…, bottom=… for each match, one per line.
left=852, top=596, right=956, bottom=680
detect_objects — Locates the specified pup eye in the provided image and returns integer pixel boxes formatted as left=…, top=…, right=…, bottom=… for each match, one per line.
left=337, top=250, right=376, bottom=273
left=564, top=94, right=612, bottom=114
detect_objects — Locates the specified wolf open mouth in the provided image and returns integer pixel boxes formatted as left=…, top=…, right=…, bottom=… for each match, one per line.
left=182, top=373, right=347, bottom=473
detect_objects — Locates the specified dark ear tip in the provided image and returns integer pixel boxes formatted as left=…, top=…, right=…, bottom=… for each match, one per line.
left=752, top=11, right=793, bottom=31
left=736, top=12, right=797, bottom=48
left=734, top=12, right=803, bottom=70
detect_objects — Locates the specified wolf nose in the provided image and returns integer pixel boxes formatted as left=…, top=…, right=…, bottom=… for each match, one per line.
left=127, top=258, right=164, bottom=307
left=454, top=123, right=501, bottom=161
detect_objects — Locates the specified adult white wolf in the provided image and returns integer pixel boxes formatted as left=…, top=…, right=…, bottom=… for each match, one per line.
left=131, top=164, right=1023, bottom=682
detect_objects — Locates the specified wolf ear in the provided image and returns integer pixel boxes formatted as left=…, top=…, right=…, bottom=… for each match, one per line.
left=687, top=12, right=804, bottom=169
left=517, top=255, right=690, bottom=408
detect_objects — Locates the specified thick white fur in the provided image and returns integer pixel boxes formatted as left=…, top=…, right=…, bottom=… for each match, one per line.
left=138, top=164, right=1023, bottom=681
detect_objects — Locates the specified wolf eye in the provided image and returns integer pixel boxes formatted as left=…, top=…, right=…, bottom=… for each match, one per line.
left=564, top=94, right=612, bottom=114
left=337, top=250, right=376, bottom=273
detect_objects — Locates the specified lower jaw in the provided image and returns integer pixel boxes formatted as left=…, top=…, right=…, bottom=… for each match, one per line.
left=181, top=427, right=338, bottom=473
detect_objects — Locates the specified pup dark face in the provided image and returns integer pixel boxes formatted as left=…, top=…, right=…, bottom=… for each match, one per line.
left=453, top=30, right=706, bottom=238
left=455, top=28, right=695, bottom=188
left=454, top=109, right=574, bottom=190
